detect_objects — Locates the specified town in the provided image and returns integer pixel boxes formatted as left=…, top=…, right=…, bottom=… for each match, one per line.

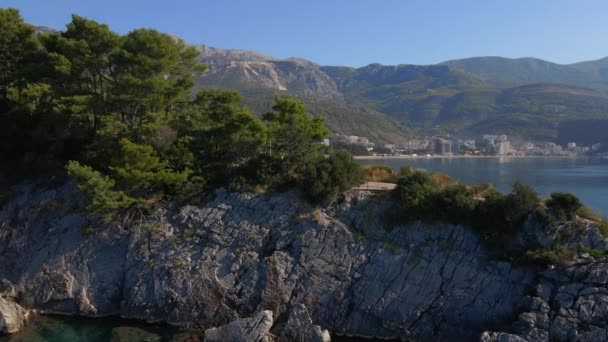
left=332, top=133, right=607, bottom=157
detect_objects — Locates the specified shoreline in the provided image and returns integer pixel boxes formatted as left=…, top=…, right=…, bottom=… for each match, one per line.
left=353, top=154, right=586, bottom=160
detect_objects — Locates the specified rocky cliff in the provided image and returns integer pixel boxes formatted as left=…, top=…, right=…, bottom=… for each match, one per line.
left=1, top=184, right=608, bottom=341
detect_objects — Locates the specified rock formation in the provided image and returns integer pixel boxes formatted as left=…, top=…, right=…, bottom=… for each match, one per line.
left=0, top=296, right=29, bottom=334
left=204, top=310, right=274, bottom=342
left=0, top=184, right=607, bottom=341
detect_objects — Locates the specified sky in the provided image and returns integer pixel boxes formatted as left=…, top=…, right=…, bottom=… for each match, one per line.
left=3, top=0, right=608, bottom=67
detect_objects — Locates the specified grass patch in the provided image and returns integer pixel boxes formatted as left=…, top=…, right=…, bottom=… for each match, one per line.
left=577, top=245, right=608, bottom=259
left=525, top=244, right=577, bottom=265
left=578, top=206, right=608, bottom=237
left=362, top=165, right=399, bottom=183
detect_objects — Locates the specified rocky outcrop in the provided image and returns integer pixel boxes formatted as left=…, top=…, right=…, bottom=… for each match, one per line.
left=0, top=296, right=29, bottom=334
left=204, top=310, right=274, bottom=342
left=516, top=216, right=608, bottom=251
left=482, top=258, right=608, bottom=342
left=0, top=184, right=607, bottom=340
left=276, top=304, right=330, bottom=342
left=195, top=44, right=341, bottom=98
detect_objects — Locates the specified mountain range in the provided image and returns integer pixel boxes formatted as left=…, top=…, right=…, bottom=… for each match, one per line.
left=195, top=44, right=608, bottom=144
left=34, top=25, right=608, bottom=144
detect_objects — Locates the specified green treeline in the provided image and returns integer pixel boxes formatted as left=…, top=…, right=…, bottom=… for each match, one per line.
left=0, top=9, right=361, bottom=221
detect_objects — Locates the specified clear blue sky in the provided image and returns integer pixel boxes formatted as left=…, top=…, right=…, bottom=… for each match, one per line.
left=3, top=0, right=607, bottom=67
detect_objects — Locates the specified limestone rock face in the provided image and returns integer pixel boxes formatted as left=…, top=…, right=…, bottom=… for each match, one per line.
left=203, top=310, right=274, bottom=342
left=1, top=184, right=607, bottom=340
left=0, top=296, right=29, bottom=334
left=482, top=259, right=608, bottom=342
left=277, top=304, right=330, bottom=342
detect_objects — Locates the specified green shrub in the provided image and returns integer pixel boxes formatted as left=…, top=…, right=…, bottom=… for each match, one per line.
left=430, top=172, right=454, bottom=189
left=546, top=192, right=583, bottom=220
left=391, top=171, right=551, bottom=258
left=525, top=244, right=576, bottom=265
left=302, top=150, right=362, bottom=203
left=433, top=183, right=476, bottom=223
left=393, top=171, right=436, bottom=218
left=577, top=206, right=598, bottom=221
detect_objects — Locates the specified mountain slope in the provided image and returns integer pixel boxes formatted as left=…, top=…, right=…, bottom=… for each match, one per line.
left=334, top=80, right=608, bottom=140
left=195, top=48, right=411, bottom=143
left=442, top=56, right=608, bottom=91
left=31, top=23, right=608, bottom=143
left=195, top=44, right=608, bottom=142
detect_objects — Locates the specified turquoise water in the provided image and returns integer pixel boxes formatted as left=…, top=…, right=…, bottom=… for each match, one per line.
left=358, top=156, right=608, bottom=215
left=0, top=316, right=197, bottom=342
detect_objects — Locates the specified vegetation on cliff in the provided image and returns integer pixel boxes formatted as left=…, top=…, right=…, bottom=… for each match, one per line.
left=382, top=165, right=608, bottom=262
left=0, top=8, right=605, bottom=260
left=0, top=9, right=361, bottom=221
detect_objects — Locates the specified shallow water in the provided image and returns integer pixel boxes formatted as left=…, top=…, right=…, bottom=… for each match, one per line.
left=358, top=156, right=608, bottom=215
left=0, top=316, right=401, bottom=342
left=0, top=316, right=199, bottom=342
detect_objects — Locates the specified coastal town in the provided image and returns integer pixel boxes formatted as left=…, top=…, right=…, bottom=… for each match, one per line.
left=332, top=133, right=607, bottom=157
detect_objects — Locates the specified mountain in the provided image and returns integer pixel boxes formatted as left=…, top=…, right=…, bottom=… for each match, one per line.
left=194, top=46, right=411, bottom=143
left=196, top=46, right=341, bottom=98
left=195, top=44, right=608, bottom=142
left=442, top=56, right=608, bottom=91
left=30, top=22, right=608, bottom=143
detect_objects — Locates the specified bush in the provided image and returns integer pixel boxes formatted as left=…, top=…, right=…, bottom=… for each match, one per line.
left=302, top=150, right=362, bottom=203
left=546, top=192, right=583, bottom=220
left=433, top=183, right=476, bottom=223
left=391, top=171, right=550, bottom=258
left=504, top=181, right=541, bottom=225
left=525, top=244, right=576, bottom=265
left=393, top=171, right=436, bottom=218
left=430, top=172, right=454, bottom=189
left=578, top=206, right=600, bottom=221
left=362, top=165, right=398, bottom=183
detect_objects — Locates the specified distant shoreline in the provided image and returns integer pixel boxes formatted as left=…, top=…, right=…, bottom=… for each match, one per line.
left=353, top=155, right=584, bottom=160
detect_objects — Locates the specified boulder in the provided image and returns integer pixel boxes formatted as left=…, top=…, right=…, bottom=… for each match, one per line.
left=0, top=296, right=29, bottom=334
left=203, top=310, right=274, bottom=342
left=277, top=304, right=331, bottom=342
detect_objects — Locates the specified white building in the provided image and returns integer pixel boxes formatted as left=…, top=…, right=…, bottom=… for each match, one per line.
left=545, top=142, right=557, bottom=154
left=496, top=141, right=510, bottom=155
